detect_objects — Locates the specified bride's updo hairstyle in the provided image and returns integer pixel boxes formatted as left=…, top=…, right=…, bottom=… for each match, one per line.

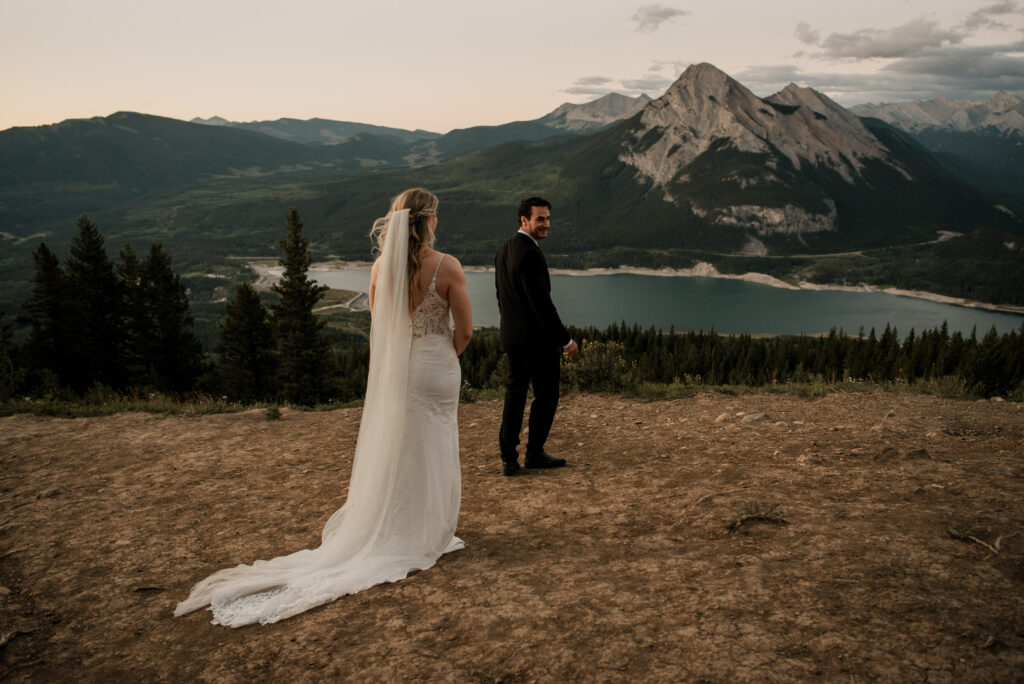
left=371, top=187, right=439, bottom=313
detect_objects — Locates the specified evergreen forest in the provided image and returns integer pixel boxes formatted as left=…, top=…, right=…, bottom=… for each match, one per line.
left=2, top=211, right=1023, bottom=414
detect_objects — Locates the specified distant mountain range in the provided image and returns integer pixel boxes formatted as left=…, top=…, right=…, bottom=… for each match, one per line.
left=850, top=92, right=1024, bottom=137
left=0, top=111, right=339, bottom=189
left=189, top=92, right=651, bottom=147
left=0, top=93, right=653, bottom=193
left=189, top=115, right=441, bottom=144
left=851, top=92, right=1024, bottom=215
left=1, top=66, right=1022, bottom=313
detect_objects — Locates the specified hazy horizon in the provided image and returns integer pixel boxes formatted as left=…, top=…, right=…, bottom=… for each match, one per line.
left=3, top=0, right=1023, bottom=133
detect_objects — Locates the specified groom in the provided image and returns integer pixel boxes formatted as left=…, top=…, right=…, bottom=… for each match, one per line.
left=495, top=197, right=579, bottom=476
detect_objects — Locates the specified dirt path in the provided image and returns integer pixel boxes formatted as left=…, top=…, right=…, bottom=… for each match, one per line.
left=2, top=393, right=1022, bottom=682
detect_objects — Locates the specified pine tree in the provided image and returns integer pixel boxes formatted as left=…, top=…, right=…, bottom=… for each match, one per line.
left=968, top=326, right=1010, bottom=397
left=271, top=207, right=334, bottom=405
left=64, top=216, right=125, bottom=390
left=216, top=283, right=277, bottom=402
left=0, top=312, right=23, bottom=400
left=20, top=243, right=76, bottom=390
left=136, top=244, right=204, bottom=392
left=117, top=244, right=149, bottom=385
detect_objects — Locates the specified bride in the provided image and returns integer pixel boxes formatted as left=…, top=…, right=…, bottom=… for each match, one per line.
left=175, top=188, right=472, bottom=626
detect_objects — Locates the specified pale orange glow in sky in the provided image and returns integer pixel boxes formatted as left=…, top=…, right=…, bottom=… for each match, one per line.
left=2, top=0, right=1021, bottom=132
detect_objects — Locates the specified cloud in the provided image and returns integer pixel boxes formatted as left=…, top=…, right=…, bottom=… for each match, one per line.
left=563, top=71, right=676, bottom=99
left=563, top=75, right=619, bottom=95
left=574, top=76, right=614, bottom=86
left=735, top=45, right=1024, bottom=106
left=794, top=22, right=819, bottom=46
left=621, top=77, right=674, bottom=90
left=564, top=85, right=617, bottom=96
left=647, top=59, right=692, bottom=77
left=964, top=1, right=1021, bottom=30
left=818, top=18, right=963, bottom=60
left=736, top=65, right=803, bottom=84
left=631, top=4, right=688, bottom=33
left=883, top=40, right=1024, bottom=80
left=759, top=11, right=1024, bottom=104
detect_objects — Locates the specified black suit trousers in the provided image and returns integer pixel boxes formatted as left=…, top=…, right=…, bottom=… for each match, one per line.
left=499, top=345, right=561, bottom=458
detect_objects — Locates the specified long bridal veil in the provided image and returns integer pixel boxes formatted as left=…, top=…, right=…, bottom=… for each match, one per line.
left=175, top=208, right=462, bottom=627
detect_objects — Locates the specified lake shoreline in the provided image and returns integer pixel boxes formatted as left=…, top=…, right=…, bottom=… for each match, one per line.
left=252, top=259, right=1024, bottom=318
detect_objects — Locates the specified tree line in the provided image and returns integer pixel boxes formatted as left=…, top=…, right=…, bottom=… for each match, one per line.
left=0, top=209, right=350, bottom=406
left=564, top=322, right=1024, bottom=398
left=2, top=209, right=1022, bottom=406
left=457, top=321, right=1024, bottom=399
left=6, top=216, right=203, bottom=398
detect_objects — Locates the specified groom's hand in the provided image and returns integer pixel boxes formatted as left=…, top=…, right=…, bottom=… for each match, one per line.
left=564, top=340, right=579, bottom=357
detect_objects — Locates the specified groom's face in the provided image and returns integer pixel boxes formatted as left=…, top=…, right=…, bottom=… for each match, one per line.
left=521, top=206, right=550, bottom=240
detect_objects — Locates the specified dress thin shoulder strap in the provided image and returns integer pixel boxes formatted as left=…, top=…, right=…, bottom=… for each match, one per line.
left=429, top=254, right=446, bottom=286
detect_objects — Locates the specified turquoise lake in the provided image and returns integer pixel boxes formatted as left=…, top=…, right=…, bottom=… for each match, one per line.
left=311, top=268, right=1024, bottom=337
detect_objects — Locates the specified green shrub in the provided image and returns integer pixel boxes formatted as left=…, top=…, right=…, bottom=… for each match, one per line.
left=561, top=340, right=641, bottom=394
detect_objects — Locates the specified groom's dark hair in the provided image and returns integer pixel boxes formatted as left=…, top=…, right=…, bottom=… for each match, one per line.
left=517, top=197, right=551, bottom=223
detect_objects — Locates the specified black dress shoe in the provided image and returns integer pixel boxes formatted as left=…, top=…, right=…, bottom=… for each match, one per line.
left=524, top=451, right=566, bottom=468
left=502, top=458, right=521, bottom=476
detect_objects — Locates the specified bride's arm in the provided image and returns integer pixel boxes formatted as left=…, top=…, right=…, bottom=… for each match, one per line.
left=442, top=256, right=473, bottom=355
left=368, top=259, right=380, bottom=315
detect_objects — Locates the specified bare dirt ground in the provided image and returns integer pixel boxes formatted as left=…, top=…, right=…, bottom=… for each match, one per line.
left=2, top=392, right=1023, bottom=682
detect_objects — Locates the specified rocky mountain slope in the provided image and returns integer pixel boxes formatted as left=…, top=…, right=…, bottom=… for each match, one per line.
left=602, top=63, right=1017, bottom=250
left=538, top=92, right=652, bottom=132
left=408, top=93, right=652, bottom=162
left=622, top=64, right=892, bottom=188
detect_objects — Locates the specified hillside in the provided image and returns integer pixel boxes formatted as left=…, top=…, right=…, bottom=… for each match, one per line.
left=0, top=111, right=335, bottom=189
left=2, top=67, right=1023, bottom=318
left=2, top=69, right=1018, bottom=256
left=191, top=116, right=440, bottom=144
left=910, top=129, right=1024, bottom=214
left=1, top=392, right=1022, bottom=680
left=849, top=93, right=1024, bottom=215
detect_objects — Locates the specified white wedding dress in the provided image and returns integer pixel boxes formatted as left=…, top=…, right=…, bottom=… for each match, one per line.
left=175, top=210, right=464, bottom=627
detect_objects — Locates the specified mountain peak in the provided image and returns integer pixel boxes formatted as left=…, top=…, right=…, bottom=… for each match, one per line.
left=668, top=62, right=735, bottom=94
left=540, top=93, right=651, bottom=132
left=679, top=62, right=728, bottom=79
left=191, top=116, right=231, bottom=126
left=991, top=90, right=1024, bottom=108
left=768, top=83, right=852, bottom=120
left=621, top=63, right=893, bottom=187
left=774, top=82, right=832, bottom=110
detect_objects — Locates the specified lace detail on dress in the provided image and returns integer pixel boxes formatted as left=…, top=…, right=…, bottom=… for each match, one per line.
left=412, top=256, right=453, bottom=339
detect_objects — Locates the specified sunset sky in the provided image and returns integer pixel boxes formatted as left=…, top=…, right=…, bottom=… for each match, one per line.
left=2, top=0, right=1022, bottom=133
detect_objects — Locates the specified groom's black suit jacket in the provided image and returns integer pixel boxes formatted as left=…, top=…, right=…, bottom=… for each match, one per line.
left=495, top=232, right=570, bottom=354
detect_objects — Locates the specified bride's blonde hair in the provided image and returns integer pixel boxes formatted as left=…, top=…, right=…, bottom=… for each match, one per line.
left=371, top=187, right=439, bottom=313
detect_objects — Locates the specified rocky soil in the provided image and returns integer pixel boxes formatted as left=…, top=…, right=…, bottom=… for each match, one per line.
left=2, top=392, right=1023, bottom=682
